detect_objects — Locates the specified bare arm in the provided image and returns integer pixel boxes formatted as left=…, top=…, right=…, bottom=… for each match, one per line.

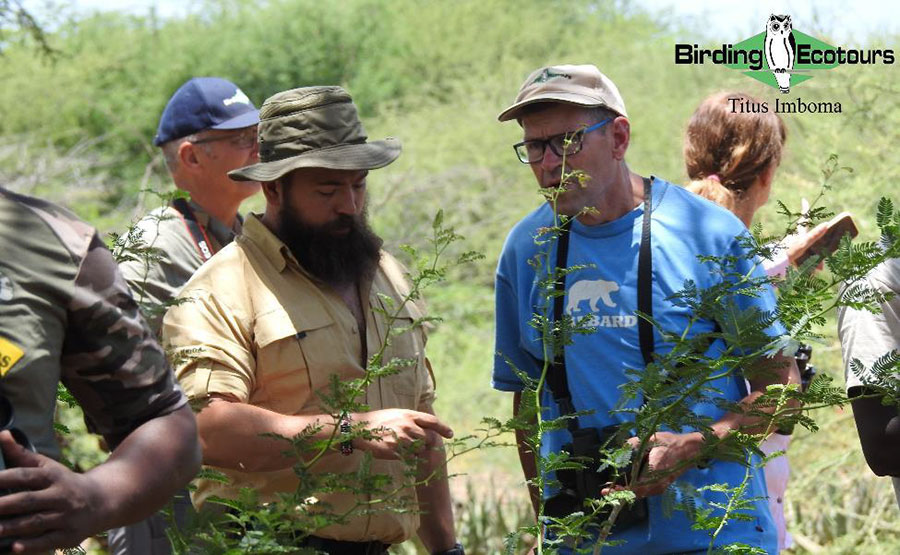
left=0, top=404, right=200, bottom=552
left=513, top=391, right=541, bottom=518
left=415, top=434, right=457, bottom=552
left=630, top=351, right=801, bottom=497
left=711, top=350, right=801, bottom=438
left=197, top=396, right=454, bottom=473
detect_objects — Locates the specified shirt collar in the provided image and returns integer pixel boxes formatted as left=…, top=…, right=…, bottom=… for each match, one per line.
left=241, top=213, right=301, bottom=274
left=181, top=199, right=242, bottom=248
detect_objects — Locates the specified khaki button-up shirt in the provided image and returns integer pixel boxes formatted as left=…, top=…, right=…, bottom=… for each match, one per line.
left=163, top=214, right=435, bottom=544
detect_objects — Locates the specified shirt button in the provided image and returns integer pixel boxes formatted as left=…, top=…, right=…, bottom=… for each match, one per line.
left=351, top=327, right=358, bottom=335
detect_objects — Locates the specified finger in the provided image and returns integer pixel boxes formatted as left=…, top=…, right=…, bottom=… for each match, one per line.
left=793, top=222, right=829, bottom=256
left=631, top=473, right=672, bottom=498
left=625, top=436, right=640, bottom=449
left=636, top=483, right=666, bottom=497
left=0, top=468, right=51, bottom=499
left=645, top=433, right=669, bottom=449
left=422, top=429, right=444, bottom=450
left=808, top=221, right=829, bottom=239
left=0, top=487, right=56, bottom=517
left=0, top=510, right=65, bottom=539
left=600, top=484, right=625, bottom=496
left=0, top=433, right=40, bottom=470
left=412, top=414, right=453, bottom=439
left=628, top=483, right=653, bottom=499
left=12, top=528, right=79, bottom=553
left=398, top=425, right=426, bottom=445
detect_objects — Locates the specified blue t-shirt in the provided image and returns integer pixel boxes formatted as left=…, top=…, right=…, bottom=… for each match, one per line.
left=493, top=178, right=781, bottom=554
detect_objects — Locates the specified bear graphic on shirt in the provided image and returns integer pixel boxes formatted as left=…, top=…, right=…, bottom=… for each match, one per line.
left=566, top=278, right=637, bottom=328
left=566, top=278, right=620, bottom=313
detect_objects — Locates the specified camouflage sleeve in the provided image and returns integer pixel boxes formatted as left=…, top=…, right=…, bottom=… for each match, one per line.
left=61, top=232, right=187, bottom=448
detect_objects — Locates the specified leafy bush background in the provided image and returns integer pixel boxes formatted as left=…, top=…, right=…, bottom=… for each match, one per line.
left=1, top=0, right=898, bottom=552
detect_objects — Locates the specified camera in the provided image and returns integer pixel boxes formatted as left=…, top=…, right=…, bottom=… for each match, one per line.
left=544, top=424, right=648, bottom=530
left=794, top=343, right=816, bottom=392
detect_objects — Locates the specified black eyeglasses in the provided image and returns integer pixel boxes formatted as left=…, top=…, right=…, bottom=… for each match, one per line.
left=513, top=118, right=612, bottom=164
left=191, top=129, right=258, bottom=150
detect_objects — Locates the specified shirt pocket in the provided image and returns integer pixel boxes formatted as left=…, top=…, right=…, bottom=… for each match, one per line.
left=381, top=301, right=426, bottom=405
left=254, top=307, right=344, bottom=414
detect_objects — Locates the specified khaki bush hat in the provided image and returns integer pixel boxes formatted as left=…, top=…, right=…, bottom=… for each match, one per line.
left=497, top=64, right=628, bottom=122
left=229, top=86, right=400, bottom=182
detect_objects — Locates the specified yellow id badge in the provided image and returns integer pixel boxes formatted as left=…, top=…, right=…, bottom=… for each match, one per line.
left=0, top=337, right=25, bottom=376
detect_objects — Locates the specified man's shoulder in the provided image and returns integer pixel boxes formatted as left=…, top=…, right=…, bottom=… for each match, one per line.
left=128, top=205, right=195, bottom=250
left=378, top=250, right=414, bottom=296
left=657, top=178, right=744, bottom=222
left=654, top=178, right=749, bottom=246
left=0, top=187, right=95, bottom=263
left=868, top=257, right=900, bottom=295
left=379, top=249, right=406, bottom=277
left=180, top=240, right=248, bottom=293
left=502, top=203, right=554, bottom=254
left=656, top=179, right=745, bottom=227
left=165, top=242, right=255, bottom=332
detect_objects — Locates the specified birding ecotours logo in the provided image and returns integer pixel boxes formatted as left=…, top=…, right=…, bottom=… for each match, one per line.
left=674, top=14, right=895, bottom=93
left=764, top=14, right=795, bottom=92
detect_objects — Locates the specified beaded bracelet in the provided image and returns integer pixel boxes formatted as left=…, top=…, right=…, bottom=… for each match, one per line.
left=339, top=413, right=353, bottom=456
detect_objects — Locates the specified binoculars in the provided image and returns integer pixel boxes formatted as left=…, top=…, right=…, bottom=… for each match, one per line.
left=544, top=424, right=648, bottom=531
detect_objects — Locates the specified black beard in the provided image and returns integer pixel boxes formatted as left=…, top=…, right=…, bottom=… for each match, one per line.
left=277, top=205, right=383, bottom=287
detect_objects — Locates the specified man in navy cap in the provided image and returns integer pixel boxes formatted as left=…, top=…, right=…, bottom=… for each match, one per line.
left=119, top=76, right=261, bottom=334
left=112, top=77, right=260, bottom=555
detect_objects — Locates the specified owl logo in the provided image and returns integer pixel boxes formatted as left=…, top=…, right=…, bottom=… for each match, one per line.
left=765, top=14, right=796, bottom=93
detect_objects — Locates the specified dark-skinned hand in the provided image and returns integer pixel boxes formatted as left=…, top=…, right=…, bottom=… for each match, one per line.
left=0, top=430, right=105, bottom=553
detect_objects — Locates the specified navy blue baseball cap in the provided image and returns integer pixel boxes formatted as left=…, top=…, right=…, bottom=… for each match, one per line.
left=153, top=77, right=260, bottom=146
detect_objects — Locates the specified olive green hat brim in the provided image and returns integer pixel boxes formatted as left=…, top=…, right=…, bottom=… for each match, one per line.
left=229, top=138, right=401, bottom=182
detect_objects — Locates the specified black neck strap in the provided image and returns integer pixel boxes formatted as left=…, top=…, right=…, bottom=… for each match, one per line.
left=547, top=177, right=654, bottom=429
left=172, top=198, right=215, bottom=262
left=637, top=177, right=655, bottom=366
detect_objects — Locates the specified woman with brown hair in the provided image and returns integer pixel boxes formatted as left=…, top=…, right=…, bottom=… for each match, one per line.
left=685, top=91, right=828, bottom=276
left=684, top=91, right=828, bottom=551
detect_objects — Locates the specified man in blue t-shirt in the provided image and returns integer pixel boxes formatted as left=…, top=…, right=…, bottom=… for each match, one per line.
left=492, top=64, right=800, bottom=554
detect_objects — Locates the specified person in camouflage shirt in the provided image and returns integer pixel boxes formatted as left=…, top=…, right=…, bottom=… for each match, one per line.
left=0, top=186, right=200, bottom=552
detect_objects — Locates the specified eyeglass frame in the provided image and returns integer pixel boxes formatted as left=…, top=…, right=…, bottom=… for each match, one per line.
left=512, top=118, right=613, bottom=164
left=190, top=128, right=258, bottom=150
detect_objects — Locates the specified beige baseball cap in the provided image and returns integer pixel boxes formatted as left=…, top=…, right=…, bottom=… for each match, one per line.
left=497, top=64, right=628, bottom=122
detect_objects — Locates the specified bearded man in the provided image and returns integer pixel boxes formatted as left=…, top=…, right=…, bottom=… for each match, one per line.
left=162, top=86, right=462, bottom=555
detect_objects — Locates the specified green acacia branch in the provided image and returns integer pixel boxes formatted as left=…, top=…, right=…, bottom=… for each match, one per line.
left=706, top=456, right=754, bottom=553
